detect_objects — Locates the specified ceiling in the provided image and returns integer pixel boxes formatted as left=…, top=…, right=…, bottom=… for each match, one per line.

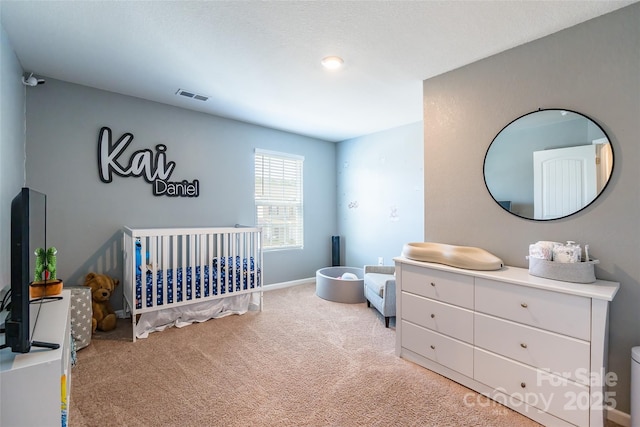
left=1, top=1, right=636, bottom=142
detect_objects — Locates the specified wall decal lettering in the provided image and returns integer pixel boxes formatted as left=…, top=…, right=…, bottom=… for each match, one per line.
left=97, top=126, right=199, bottom=197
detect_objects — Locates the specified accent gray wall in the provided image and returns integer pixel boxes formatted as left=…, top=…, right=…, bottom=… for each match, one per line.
left=423, top=4, right=639, bottom=413
left=337, top=122, right=424, bottom=268
left=0, top=22, right=26, bottom=288
left=25, top=79, right=337, bottom=308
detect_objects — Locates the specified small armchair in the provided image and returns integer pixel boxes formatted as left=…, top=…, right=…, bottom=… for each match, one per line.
left=363, top=265, right=396, bottom=328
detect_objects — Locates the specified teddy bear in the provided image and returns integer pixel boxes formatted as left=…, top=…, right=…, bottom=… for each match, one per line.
left=83, top=272, right=119, bottom=333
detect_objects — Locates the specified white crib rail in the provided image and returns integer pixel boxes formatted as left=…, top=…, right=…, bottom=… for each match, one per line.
left=122, top=226, right=263, bottom=341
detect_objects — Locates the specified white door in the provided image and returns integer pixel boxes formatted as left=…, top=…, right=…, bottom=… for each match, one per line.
left=533, top=145, right=597, bottom=220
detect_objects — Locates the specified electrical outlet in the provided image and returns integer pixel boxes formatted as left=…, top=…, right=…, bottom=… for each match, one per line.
left=378, top=257, right=384, bottom=266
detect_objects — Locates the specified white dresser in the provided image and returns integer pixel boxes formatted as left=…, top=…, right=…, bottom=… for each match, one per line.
left=394, top=257, right=619, bottom=427
left=1, top=290, right=72, bottom=427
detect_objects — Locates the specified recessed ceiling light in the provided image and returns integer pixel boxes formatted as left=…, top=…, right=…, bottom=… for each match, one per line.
left=321, top=56, right=344, bottom=70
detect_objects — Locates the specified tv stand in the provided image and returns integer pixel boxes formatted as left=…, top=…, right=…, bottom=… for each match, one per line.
left=1, top=290, right=71, bottom=426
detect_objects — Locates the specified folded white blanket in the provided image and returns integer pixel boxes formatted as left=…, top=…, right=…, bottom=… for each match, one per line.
left=528, top=241, right=558, bottom=261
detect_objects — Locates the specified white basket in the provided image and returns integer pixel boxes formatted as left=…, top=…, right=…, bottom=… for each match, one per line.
left=527, top=256, right=599, bottom=284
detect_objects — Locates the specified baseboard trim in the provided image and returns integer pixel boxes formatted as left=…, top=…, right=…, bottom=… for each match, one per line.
left=263, top=277, right=314, bottom=291
left=607, top=406, right=630, bottom=427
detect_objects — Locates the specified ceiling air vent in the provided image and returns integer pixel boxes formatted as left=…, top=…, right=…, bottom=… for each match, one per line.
left=176, top=89, right=209, bottom=102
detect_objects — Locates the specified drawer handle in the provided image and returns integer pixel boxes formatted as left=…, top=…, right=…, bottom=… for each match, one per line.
left=520, top=302, right=528, bottom=308
left=520, top=382, right=526, bottom=388
left=430, top=313, right=435, bottom=318
left=430, top=345, right=435, bottom=350
left=520, top=343, right=528, bottom=349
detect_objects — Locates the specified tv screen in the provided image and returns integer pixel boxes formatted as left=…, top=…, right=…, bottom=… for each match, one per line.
left=3, top=188, right=47, bottom=353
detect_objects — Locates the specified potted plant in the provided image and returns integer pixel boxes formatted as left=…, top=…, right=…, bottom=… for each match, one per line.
left=30, top=247, right=63, bottom=298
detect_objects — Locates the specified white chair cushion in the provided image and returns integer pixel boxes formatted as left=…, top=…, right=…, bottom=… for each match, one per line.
left=364, top=273, right=395, bottom=298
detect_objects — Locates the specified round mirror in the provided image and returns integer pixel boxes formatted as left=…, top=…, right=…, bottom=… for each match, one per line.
left=483, top=109, right=613, bottom=220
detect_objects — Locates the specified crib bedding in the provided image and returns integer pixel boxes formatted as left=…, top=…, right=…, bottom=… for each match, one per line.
left=136, top=256, right=260, bottom=309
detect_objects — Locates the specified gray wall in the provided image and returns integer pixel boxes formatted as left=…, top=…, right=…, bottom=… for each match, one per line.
left=25, top=79, right=337, bottom=308
left=0, top=22, right=26, bottom=289
left=423, top=4, right=639, bottom=413
left=337, top=122, right=424, bottom=268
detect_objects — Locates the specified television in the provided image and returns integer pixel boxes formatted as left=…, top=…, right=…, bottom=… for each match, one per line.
left=1, top=187, right=58, bottom=353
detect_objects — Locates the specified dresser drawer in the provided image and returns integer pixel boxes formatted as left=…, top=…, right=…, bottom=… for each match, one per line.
left=400, top=264, right=473, bottom=309
left=475, top=278, right=591, bottom=340
left=402, top=292, right=473, bottom=343
left=402, top=321, right=474, bottom=378
left=474, top=313, right=590, bottom=384
left=474, top=348, right=589, bottom=426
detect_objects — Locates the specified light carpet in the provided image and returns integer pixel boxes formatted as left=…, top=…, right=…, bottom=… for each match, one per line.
left=70, top=283, right=543, bottom=426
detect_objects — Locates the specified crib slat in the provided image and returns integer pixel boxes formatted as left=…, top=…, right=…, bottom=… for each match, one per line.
left=171, top=234, right=177, bottom=302
left=190, top=234, right=196, bottom=301
left=237, top=233, right=243, bottom=291
left=181, top=234, right=187, bottom=302
left=230, top=232, right=234, bottom=293
left=149, top=238, right=157, bottom=309
left=198, top=233, right=205, bottom=300
left=206, top=233, right=214, bottom=297
left=223, top=233, right=228, bottom=294
left=216, top=234, right=221, bottom=295
left=230, top=232, right=236, bottom=293
left=161, top=235, right=168, bottom=306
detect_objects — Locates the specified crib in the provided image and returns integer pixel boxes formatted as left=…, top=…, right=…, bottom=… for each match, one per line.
left=122, top=226, right=263, bottom=341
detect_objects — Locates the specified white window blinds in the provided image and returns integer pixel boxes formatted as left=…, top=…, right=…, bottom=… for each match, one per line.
left=254, top=149, right=304, bottom=250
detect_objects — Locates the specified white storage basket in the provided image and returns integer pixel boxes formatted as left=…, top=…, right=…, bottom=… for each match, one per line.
left=527, top=256, right=599, bottom=284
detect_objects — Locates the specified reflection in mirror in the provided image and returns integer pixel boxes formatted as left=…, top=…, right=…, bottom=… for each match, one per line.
left=484, top=109, right=613, bottom=220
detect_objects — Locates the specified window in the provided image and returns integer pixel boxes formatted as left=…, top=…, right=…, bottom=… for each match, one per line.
left=255, top=149, right=304, bottom=250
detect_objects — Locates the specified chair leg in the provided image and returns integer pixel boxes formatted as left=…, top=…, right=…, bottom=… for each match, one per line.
left=385, top=317, right=390, bottom=328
